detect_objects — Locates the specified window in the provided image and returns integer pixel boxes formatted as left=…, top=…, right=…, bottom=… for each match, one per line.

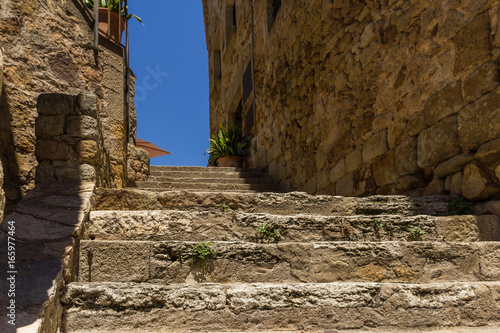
left=267, top=0, right=282, bottom=32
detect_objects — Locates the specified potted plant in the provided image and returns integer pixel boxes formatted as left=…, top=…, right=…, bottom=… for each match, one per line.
left=205, top=123, right=252, bottom=167
left=82, top=0, right=143, bottom=43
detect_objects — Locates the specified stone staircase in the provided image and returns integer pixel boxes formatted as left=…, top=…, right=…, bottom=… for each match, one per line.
left=61, top=166, right=500, bottom=332
left=127, top=166, right=282, bottom=192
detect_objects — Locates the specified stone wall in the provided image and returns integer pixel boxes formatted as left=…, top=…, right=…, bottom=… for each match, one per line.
left=0, top=44, right=4, bottom=223
left=0, top=0, right=133, bottom=212
left=127, top=143, right=150, bottom=182
left=203, top=0, right=500, bottom=200
left=36, top=93, right=114, bottom=187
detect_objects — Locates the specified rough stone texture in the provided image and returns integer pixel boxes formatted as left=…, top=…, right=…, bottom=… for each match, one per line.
left=89, top=210, right=477, bottom=243
left=35, top=93, right=114, bottom=187
left=0, top=182, right=95, bottom=333
left=127, top=143, right=150, bottom=182
left=418, top=115, right=461, bottom=169
left=0, top=0, right=133, bottom=212
left=462, top=163, right=500, bottom=201
left=80, top=240, right=500, bottom=284
left=434, top=154, right=475, bottom=178
left=62, top=282, right=500, bottom=332
left=0, top=45, right=4, bottom=223
left=458, top=87, right=500, bottom=151
left=203, top=0, right=500, bottom=200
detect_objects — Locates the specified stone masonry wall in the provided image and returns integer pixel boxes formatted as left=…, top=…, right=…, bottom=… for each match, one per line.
left=204, top=0, right=500, bottom=200
left=0, top=0, right=132, bottom=212
left=36, top=93, right=114, bottom=187
left=0, top=44, right=4, bottom=223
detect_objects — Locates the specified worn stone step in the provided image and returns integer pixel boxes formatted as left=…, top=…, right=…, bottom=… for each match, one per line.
left=88, top=210, right=500, bottom=242
left=144, top=176, right=276, bottom=184
left=148, top=170, right=269, bottom=179
left=78, top=240, right=500, bottom=284
left=150, top=166, right=263, bottom=173
left=60, top=326, right=500, bottom=333
left=62, top=281, right=500, bottom=332
left=126, top=181, right=281, bottom=192
left=95, top=189, right=452, bottom=216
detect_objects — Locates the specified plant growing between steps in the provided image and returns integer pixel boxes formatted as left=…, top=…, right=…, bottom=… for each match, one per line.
left=190, top=242, right=216, bottom=269
left=221, top=203, right=231, bottom=212
left=408, top=226, right=425, bottom=241
left=447, top=196, right=475, bottom=215
left=255, top=223, right=281, bottom=243
left=205, top=123, right=251, bottom=167
left=372, top=218, right=393, bottom=239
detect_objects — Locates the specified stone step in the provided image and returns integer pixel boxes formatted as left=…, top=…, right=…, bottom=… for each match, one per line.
left=62, top=281, right=500, bottom=332
left=88, top=210, right=500, bottom=242
left=145, top=176, right=276, bottom=184
left=126, top=181, right=282, bottom=192
left=150, top=165, right=263, bottom=173
left=149, top=170, right=269, bottom=179
left=78, top=240, right=500, bottom=284
left=95, top=189, right=453, bottom=216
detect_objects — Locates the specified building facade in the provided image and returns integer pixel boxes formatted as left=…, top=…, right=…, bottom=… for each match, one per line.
left=202, top=0, right=500, bottom=201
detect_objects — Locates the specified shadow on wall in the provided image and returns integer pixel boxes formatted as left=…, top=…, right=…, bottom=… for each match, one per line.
left=0, top=93, right=110, bottom=332
left=0, top=84, right=23, bottom=216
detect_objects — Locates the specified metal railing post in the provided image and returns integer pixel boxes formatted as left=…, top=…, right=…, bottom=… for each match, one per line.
left=93, top=2, right=99, bottom=50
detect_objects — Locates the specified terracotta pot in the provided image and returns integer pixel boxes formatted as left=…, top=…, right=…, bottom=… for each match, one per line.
left=216, top=156, right=244, bottom=168
left=98, top=8, right=125, bottom=44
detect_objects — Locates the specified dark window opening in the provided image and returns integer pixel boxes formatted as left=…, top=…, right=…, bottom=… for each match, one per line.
left=234, top=99, right=243, bottom=128
left=267, top=0, right=282, bottom=32
left=244, top=102, right=254, bottom=136
left=225, top=2, right=236, bottom=45
left=243, top=61, right=253, bottom=103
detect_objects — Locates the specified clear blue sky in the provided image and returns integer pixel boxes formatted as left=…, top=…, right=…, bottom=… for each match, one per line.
left=128, top=1, right=209, bottom=166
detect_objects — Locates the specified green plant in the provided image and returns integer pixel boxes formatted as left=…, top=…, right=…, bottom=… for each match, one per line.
left=221, top=204, right=231, bottom=212
left=447, top=196, right=475, bottom=216
left=82, top=0, right=143, bottom=24
left=190, top=242, right=216, bottom=268
left=255, top=223, right=281, bottom=243
left=205, top=123, right=252, bottom=166
left=408, top=226, right=425, bottom=241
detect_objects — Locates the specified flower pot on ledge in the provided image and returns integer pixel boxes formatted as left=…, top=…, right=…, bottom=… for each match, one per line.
left=216, top=156, right=244, bottom=168
left=98, top=8, right=125, bottom=44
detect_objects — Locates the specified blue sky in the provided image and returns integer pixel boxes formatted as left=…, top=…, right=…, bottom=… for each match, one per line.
left=128, top=1, right=209, bottom=166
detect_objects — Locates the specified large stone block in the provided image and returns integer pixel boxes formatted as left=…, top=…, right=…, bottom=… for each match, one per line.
left=345, top=148, right=362, bottom=173
left=458, top=87, right=500, bottom=151
left=35, top=115, right=65, bottom=139
left=453, top=12, right=492, bottom=74
left=462, top=163, right=500, bottom=201
left=77, top=140, right=98, bottom=165
left=417, top=115, right=461, bottom=168
left=434, top=153, right=475, bottom=178
left=37, top=94, right=76, bottom=116
left=363, top=130, right=388, bottom=163
left=423, top=81, right=464, bottom=126
left=373, top=151, right=397, bottom=187
left=463, top=61, right=499, bottom=104
left=36, top=140, right=70, bottom=161
left=330, top=159, right=346, bottom=183
left=475, top=138, right=500, bottom=167
left=395, top=137, right=418, bottom=176
left=66, top=116, right=99, bottom=140
left=55, top=164, right=97, bottom=183
left=76, top=94, right=98, bottom=118
left=336, top=172, right=354, bottom=197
